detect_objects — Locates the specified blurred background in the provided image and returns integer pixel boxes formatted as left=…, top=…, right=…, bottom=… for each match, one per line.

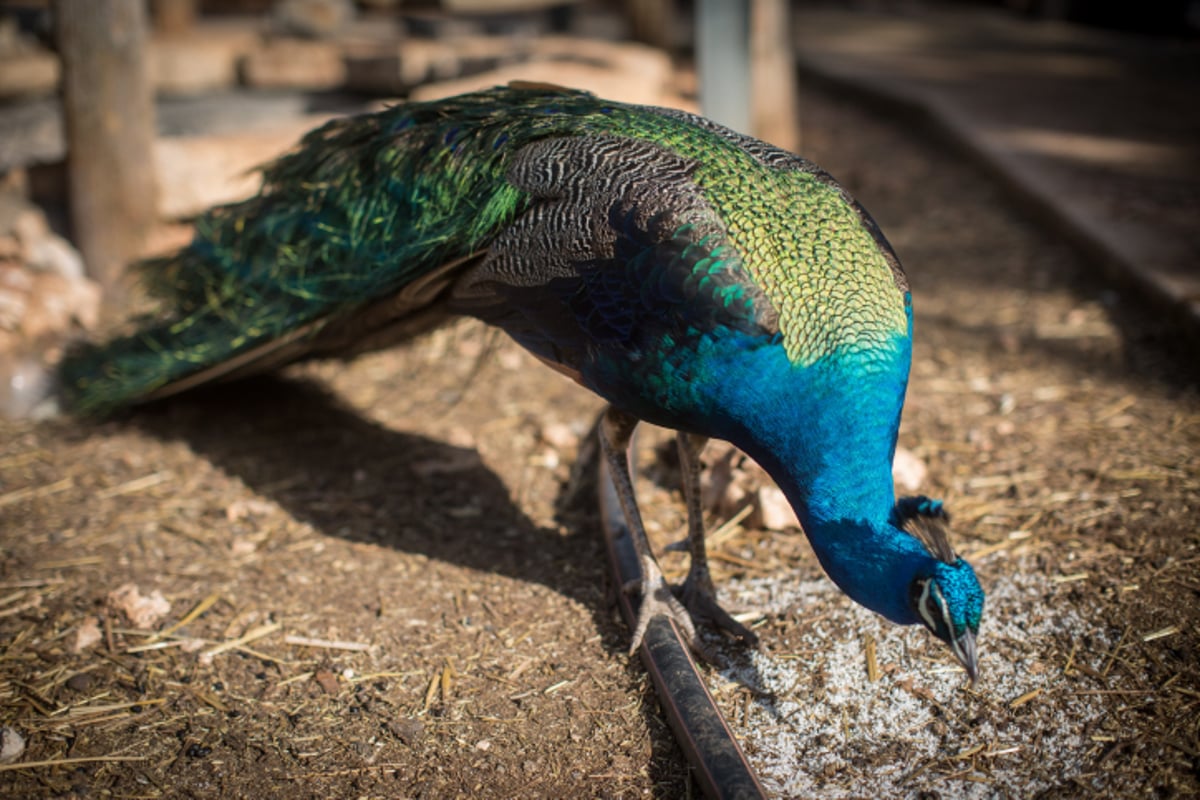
left=0, top=0, right=1197, bottom=414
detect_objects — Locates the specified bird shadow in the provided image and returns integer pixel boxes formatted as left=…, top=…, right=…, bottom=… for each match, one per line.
left=127, top=374, right=617, bottom=637
left=123, top=374, right=747, bottom=794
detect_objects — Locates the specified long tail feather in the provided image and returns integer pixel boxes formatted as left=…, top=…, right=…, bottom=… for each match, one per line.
left=56, top=84, right=575, bottom=415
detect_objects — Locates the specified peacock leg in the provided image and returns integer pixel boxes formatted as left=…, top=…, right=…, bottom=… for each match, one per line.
left=599, top=405, right=701, bottom=655
left=676, top=432, right=759, bottom=646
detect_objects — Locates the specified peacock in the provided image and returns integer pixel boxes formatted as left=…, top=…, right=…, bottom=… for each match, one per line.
left=58, top=83, right=984, bottom=678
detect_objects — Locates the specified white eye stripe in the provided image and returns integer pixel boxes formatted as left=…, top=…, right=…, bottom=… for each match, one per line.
left=933, top=585, right=953, bottom=633
left=917, top=579, right=953, bottom=637
left=916, top=579, right=939, bottom=631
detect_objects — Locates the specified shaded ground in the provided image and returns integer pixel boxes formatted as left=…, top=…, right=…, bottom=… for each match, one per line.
left=2, top=78, right=1199, bottom=799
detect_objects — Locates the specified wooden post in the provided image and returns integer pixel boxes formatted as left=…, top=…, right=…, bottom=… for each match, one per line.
left=751, top=0, right=798, bottom=152
left=697, top=0, right=750, bottom=134
left=54, top=0, right=158, bottom=311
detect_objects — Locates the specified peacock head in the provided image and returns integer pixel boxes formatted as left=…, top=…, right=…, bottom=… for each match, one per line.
left=899, top=503, right=985, bottom=681
left=910, top=558, right=984, bottom=681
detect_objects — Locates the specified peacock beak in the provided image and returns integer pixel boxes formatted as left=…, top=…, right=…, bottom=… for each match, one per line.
left=952, top=629, right=979, bottom=682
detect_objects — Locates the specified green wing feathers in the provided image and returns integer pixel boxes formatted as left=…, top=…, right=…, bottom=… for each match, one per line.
left=58, top=87, right=557, bottom=415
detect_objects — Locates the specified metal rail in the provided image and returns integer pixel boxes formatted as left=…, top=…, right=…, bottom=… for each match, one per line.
left=597, top=450, right=768, bottom=800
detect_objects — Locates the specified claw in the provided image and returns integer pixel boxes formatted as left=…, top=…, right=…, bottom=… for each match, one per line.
left=623, top=557, right=754, bottom=663
left=678, top=573, right=759, bottom=647
left=626, top=555, right=698, bottom=653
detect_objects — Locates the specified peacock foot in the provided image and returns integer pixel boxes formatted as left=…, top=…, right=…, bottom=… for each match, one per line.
left=679, top=572, right=759, bottom=648
left=623, top=555, right=710, bottom=658
left=623, top=557, right=758, bottom=663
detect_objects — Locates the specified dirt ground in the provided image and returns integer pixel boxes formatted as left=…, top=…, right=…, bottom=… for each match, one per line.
left=2, top=80, right=1198, bottom=798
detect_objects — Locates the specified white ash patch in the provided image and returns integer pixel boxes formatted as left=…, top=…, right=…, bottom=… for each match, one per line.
left=712, top=557, right=1142, bottom=798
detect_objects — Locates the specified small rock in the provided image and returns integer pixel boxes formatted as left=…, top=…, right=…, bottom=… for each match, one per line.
left=702, top=444, right=805, bottom=531
left=66, top=672, right=95, bottom=692
left=225, top=497, right=276, bottom=522
left=0, top=350, right=54, bottom=419
left=708, top=482, right=748, bottom=525
left=756, top=485, right=798, bottom=531
left=892, top=446, right=927, bottom=493
left=229, top=537, right=257, bottom=556
left=540, top=421, right=577, bottom=450
left=314, top=669, right=339, bottom=695
left=496, top=348, right=523, bottom=370
left=534, top=447, right=559, bottom=469
left=444, top=426, right=476, bottom=448
left=107, top=583, right=172, bottom=630
left=387, top=717, right=423, bottom=745
left=0, top=726, right=25, bottom=764
left=70, top=615, right=103, bottom=653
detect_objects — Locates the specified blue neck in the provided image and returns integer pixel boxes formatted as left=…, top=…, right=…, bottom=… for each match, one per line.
left=692, top=333, right=929, bottom=625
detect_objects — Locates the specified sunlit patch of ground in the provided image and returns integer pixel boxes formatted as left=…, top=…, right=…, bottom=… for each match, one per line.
left=712, top=557, right=1187, bottom=797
